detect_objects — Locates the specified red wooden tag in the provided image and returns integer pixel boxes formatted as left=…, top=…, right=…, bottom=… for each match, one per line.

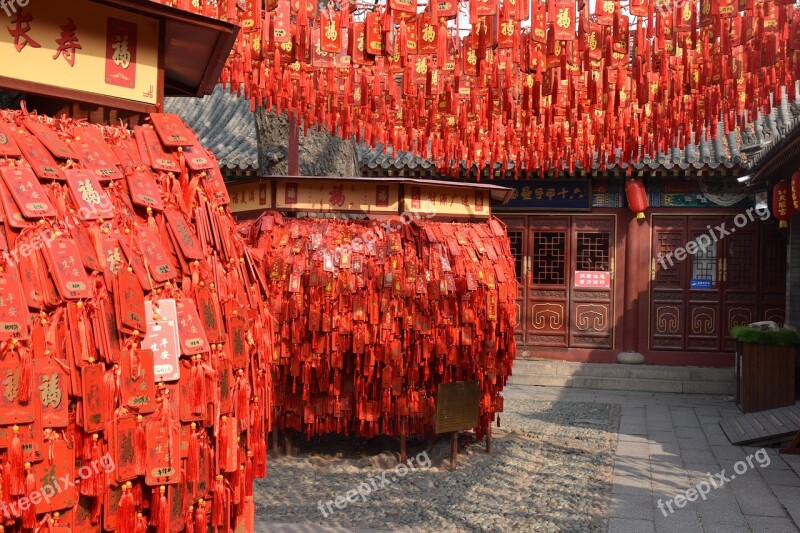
left=103, top=482, right=124, bottom=530
left=11, top=127, right=65, bottom=180
left=120, top=349, right=156, bottom=414
left=139, top=226, right=178, bottom=283
left=178, top=359, right=206, bottom=422
left=220, top=416, right=239, bottom=473
left=195, top=285, right=224, bottom=344
left=34, top=358, right=69, bottom=427
left=113, top=136, right=145, bottom=170
left=118, top=238, right=153, bottom=292
left=0, top=166, right=57, bottom=218
left=165, top=209, right=204, bottom=261
left=33, top=437, right=75, bottom=514
left=116, top=266, right=146, bottom=333
left=112, top=414, right=138, bottom=483
left=23, top=118, right=75, bottom=160
left=64, top=169, right=115, bottom=220
left=169, top=481, right=188, bottom=532
left=0, top=178, right=32, bottom=229
left=203, top=162, right=230, bottom=206
left=72, top=495, right=100, bottom=532
left=227, top=311, right=248, bottom=370
left=95, top=296, right=121, bottom=364
left=219, top=358, right=234, bottom=415
left=0, top=121, right=22, bottom=157
left=0, top=359, right=34, bottom=424
left=0, top=263, right=31, bottom=340
left=67, top=137, right=125, bottom=181
left=138, top=127, right=179, bottom=173
left=175, top=298, right=210, bottom=356
left=149, top=113, right=192, bottom=147
left=80, top=364, right=105, bottom=432
left=144, top=299, right=181, bottom=383
left=20, top=417, right=43, bottom=463
left=145, top=417, right=181, bottom=485
left=72, top=222, right=103, bottom=273
left=181, top=141, right=213, bottom=171
left=43, top=238, right=92, bottom=300
left=127, top=170, right=165, bottom=211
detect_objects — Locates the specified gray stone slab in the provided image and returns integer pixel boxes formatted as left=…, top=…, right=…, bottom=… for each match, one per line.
left=653, top=513, right=703, bottom=533
left=730, top=480, right=788, bottom=517
left=772, top=485, right=800, bottom=526
left=611, top=492, right=656, bottom=520
left=759, top=467, right=800, bottom=487
left=695, top=498, right=748, bottom=527
left=674, top=427, right=707, bottom=440
left=678, top=437, right=711, bottom=451
left=609, top=517, right=656, bottom=533
left=745, top=515, right=800, bottom=532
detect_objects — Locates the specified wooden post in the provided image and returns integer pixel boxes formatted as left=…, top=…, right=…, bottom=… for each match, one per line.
left=400, top=417, right=407, bottom=464
left=486, top=423, right=492, bottom=454
left=284, top=433, right=293, bottom=457
left=288, top=112, right=300, bottom=176
left=450, top=431, right=458, bottom=471
left=271, top=427, right=279, bottom=458
left=622, top=214, right=640, bottom=352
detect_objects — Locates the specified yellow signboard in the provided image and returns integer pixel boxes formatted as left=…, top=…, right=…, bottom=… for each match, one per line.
left=228, top=181, right=272, bottom=214
left=403, top=185, right=490, bottom=218
left=276, top=180, right=399, bottom=214
left=0, top=0, right=160, bottom=109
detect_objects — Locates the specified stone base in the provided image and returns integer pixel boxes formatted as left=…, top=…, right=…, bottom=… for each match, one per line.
left=616, top=351, right=645, bottom=365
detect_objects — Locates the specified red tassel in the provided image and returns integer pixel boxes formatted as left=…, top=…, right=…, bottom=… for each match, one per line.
left=22, top=464, right=35, bottom=528
left=132, top=479, right=143, bottom=508
left=188, top=423, right=200, bottom=483
left=17, top=344, right=32, bottom=405
left=184, top=505, right=195, bottom=532
left=212, top=475, right=226, bottom=526
left=235, top=371, right=249, bottom=423
left=149, top=486, right=161, bottom=527
left=119, top=482, right=136, bottom=533
left=134, top=512, right=148, bottom=533
left=157, top=486, right=169, bottom=533
left=192, top=357, right=204, bottom=415
left=135, top=415, right=146, bottom=477
left=103, top=366, right=118, bottom=423
left=194, top=500, right=207, bottom=533
left=9, top=425, right=24, bottom=496
left=245, top=451, right=254, bottom=497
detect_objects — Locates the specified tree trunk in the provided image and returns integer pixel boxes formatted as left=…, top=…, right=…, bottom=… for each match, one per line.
left=255, top=109, right=359, bottom=177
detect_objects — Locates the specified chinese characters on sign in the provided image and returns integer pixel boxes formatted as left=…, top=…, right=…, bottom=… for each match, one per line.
left=574, top=271, right=611, bottom=288
left=228, top=182, right=272, bottom=214
left=494, top=179, right=592, bottom=210
left=404, top=185, right=489, bottom=218
left=276, top=180, right=399, bottom=213
left=0, top=0, right=158, bottom=107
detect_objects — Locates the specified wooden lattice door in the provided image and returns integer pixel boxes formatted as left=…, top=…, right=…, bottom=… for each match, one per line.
left=526, top=216, right=570, bottom=347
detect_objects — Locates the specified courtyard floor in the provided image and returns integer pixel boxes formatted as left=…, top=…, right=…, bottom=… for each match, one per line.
left=255, top=385, right=800, bottom=532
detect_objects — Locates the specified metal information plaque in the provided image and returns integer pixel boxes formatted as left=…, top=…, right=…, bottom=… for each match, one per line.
left=435, top=380, right=481, bottom=434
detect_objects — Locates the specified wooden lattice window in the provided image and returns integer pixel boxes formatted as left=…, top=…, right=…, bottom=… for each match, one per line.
left=532, top=231, right=566, bottom=284
left=576, top=232, right=610, bottom=272
left=508, top=230, right=524, bottom=283
left=655, top=232, right=683, bottom=287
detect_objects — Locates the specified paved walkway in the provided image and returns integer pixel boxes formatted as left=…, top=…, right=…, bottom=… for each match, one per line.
left=501, top=386, right=800, bottom=533
left=258, top=385, right=800, bottom=532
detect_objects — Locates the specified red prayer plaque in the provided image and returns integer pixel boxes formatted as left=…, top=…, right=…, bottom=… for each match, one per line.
left=43, top=237, right=92, bottom=300
left=119, top=238, right=153, bottom=292
left=116, top=266, right=146, bottom=333
left=194, top=284, right=224, bottom=344
left=64, top=169, right=115, bottom=220
left=103, top=482, right=124, bottom=531
left=0, top=178, right=32, bottom=229
left=0, top=121, right=21, bottom=157
left=11, top=128, right=65, bottom=180
left=34, top=359, right=69, bottom=427
left=127, top=170, right=164, bottom=211
left=139, top=127, right=179, bottom=173
left=0, top=263, right=30, bottom=340
left=181, top=140, right=213, bottom=171
left=111, top=137, right=141, bottom=171
left=33, top=438, right=75, bottom=514
left=175, top=298, right=210, bottom=356
left=23, top=119, right=75, bottom=160
left=165, top=209, right=204, bottom=261
left=145, top=417, right=181, bottom=485
left=178, top=360, right=205, bottom=422
left=80, top=364, right=104, bottom=432
left=112, top=414, right=138, bottom=482
left=169, top=482, right=188, bottom=532
left=105, top=18, right=138, bottom=89
left=227, top=312, right=248, bottom=370
left=139, top=226, right=178, bottom=282
left=203, top=162, right=230, bottom=206
left=0, top=360, right=35, bottom=424
left=72, top=128, right=125, bottom=181
left=143, top=299, right=181, bottom=383
left=72, top=222, right=102, bottom=273
left=120, top=349, right=156, bottom=413
left=150, top=113, right=192, bottom=147
left=72, top=495, right=100, bottom=532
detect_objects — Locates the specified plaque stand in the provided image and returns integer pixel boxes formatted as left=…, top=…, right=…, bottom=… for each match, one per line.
left=450, top=431, right=458, bottom=471
left=486, top=423, right=492, bottom=454
left=272, top=428, right=280, bottom=458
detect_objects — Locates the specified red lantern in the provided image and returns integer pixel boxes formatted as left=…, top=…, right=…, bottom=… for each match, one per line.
left=791, top=169, right=800, bottom=212
left=773, top=181, right=795, bottom=228
left=626, top=179, right=648, bottom=220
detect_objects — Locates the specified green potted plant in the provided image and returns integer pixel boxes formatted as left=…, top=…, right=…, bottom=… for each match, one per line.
left=730, top=324, right=800, bottom=413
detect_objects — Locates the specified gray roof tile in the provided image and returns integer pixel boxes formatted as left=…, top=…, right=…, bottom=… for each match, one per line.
left=164, top=85, right=258, bottom=171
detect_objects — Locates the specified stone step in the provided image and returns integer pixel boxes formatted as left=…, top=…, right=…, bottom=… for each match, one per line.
left=509, top=359, right=735, bottom=395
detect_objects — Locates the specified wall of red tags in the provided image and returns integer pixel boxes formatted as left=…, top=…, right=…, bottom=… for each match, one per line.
left=0, top=109, right=273, bottom=531
left=240, top=211, right=517, bottom=442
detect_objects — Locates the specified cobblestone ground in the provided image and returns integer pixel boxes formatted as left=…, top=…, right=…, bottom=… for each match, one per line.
left=254, top=398, right=620, bottom=532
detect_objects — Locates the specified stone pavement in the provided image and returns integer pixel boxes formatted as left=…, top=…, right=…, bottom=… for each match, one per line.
left=501, top=386, right=800, bottom=533
left=257, top=385, right=800, bottom=532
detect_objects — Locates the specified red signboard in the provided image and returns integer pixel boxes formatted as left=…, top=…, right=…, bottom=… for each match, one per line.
left=574, top=271, right=611, bottom=288
left=105, top=17, right=138, bottom=89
